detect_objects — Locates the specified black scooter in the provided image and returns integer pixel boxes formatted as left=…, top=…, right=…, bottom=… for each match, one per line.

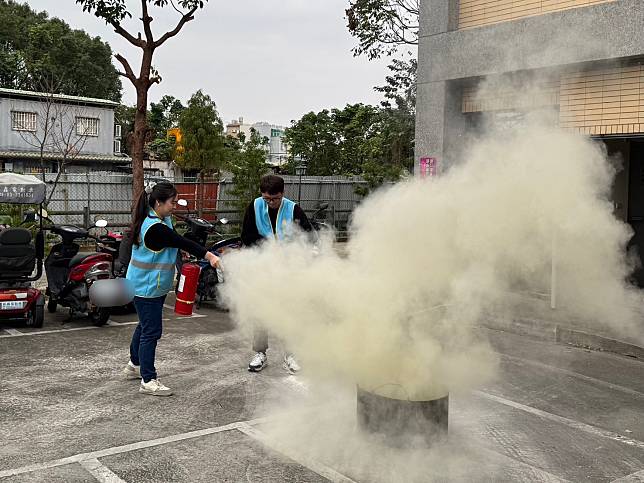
left=45, top=219, right=113, bottom=326
left=175, top=208, right=242, bottom=309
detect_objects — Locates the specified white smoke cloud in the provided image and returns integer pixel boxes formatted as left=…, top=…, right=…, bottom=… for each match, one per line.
left=220, top=116, right=641, bottom=402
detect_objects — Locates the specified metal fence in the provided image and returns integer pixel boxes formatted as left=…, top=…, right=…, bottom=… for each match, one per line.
left=216, top=175, right=368, bottom=233
left=43, top=173, right=368, bottom=236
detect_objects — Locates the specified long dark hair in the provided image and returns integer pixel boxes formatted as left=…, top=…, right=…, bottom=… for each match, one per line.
left=130, top=182, right=178, bottom=246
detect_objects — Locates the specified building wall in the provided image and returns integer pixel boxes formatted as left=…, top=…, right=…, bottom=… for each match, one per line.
left=416, top=0, right=644, bottom=173
left=252, top=122, right=289, bottom=167
left=459, top=0, right=614, bottom=29
left=0, top=97, right=116, bottom=156
left=559, top=64, right=644, bottom=135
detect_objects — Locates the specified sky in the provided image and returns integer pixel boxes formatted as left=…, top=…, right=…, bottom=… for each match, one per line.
left=25, top=0, right=401, bottom=128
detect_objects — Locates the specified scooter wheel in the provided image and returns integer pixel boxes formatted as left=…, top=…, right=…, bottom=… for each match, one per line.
left=32, top=304, right=44, bottom=328
left=90, top=307, right=110, bottom=327
left=47, top=299, right=57, bottom=314
left=25, top=305, right=44, bottom=328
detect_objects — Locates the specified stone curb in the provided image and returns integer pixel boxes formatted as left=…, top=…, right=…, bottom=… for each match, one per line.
left=482, top=316, right=644, bottom=360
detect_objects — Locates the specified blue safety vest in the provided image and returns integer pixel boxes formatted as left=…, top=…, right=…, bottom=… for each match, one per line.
left=254, top=197, right=295, bottom=240
left=126, top=211, right=178, bottom=298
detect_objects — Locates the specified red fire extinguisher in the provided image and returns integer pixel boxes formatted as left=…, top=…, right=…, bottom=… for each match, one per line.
left=175, top=263, right=201, bottom=316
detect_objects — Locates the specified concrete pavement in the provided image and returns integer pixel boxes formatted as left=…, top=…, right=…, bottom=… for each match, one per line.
left=0, top=295, right=642, bottom=482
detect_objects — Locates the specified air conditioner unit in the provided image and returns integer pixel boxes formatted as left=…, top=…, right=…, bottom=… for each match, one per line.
left=114, top=139, right=122, bottom=154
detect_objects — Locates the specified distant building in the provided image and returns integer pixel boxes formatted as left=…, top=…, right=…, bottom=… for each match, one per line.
left=250, top=121, right=289, bottom=167
left=226, top=117, right=289, bottom=167
left=0, top=87, right=130, bottom=173
left=225, top=117, right=253, bottom=140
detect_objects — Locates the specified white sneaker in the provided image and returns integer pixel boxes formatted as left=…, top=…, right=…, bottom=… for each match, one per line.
left=139, top=379, right=172, bottom=396
left=283, top=354, right=300, bottom=374
left=123, top=361, right=140, bottom=380
left=248, top=352, right=267, bottom=372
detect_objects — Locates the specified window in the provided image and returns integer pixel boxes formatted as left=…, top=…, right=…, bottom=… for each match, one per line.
left=76, top=117, right=99, bottom=136
left=114, top=124, right=122, bottom=138
left=11, top=111, right=37, bottom=132
left=114, top=139, right=122, bottom=154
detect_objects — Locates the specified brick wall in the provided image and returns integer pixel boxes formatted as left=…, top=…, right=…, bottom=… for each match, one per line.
left=459, top=0, right=614, bottom=29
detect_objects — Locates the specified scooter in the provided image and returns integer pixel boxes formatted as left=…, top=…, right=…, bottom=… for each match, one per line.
left=44, top=219, right=113, bottom=326
left=175, top=204, right=242, bottom=309
left=0, top=173, right=47, bottom=328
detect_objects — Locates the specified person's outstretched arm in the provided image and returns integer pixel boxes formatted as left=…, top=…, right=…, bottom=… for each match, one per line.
left=145, top=223, right=219, bottom=267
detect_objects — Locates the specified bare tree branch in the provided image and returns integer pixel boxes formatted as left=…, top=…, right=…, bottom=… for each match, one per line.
left=154, top=7, right=197, bottom=48
left=141, top=0, right=154, bottom=44
left=109, top=21, right=146, bottom=48
left=114, top=54, right=137, bottom=84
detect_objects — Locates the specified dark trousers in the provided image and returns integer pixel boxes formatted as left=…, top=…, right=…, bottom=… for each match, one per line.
left=253, top=326, right=269, bottom=353
left=130, top=295, right=166, bottom=382
left=252, top=327, right=291, bottom=355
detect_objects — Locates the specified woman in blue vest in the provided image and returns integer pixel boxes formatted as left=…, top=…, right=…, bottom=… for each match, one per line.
left=124, top=182, right=220, bottom=396
left=240, top=175, right=312, bottom=374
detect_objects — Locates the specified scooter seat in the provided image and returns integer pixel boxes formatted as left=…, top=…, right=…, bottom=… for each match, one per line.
left=68, top=252, right=93, bottom=268
left=0, top=228, right=35, bottom=276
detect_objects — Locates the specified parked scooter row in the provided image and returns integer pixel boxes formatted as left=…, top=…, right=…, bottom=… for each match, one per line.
left=0, top=172, right=334, bottom=330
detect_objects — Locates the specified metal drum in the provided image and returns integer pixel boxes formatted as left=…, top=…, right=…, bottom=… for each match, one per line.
left=356, top=386, right=448, bottom=447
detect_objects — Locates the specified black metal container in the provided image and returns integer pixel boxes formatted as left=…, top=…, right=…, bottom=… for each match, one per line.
left=356, top=386, right=449, bottom=447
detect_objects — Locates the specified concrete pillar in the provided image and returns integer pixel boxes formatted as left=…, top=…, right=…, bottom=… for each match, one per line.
left=415, top=0, right=460, bottom=175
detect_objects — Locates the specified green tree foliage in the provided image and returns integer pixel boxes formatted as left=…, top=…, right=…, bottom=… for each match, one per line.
left=0, top=0, right=121, bottom=101
left=149, top=95, right=185, bottom=137
left=175, top=90, right=226, bottom=178
left=345, top=0, right=418, bottom=189
left=345, top=0, right=419, bottom=60
left=284, top=103, right=413, bottom=189
left=229, top=129, right=270, bottom=214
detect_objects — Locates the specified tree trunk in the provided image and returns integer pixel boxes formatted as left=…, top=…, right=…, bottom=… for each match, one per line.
left=132, top=86, right=147, bottom=206
left=131, top=47, right=154, bottom=207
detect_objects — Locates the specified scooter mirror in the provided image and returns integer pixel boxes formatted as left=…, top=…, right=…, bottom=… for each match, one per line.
left=177, top=199, right=188, bottom=207
left=219, top=218, right=229, bottom=225
left=95, top=219, right=108, bottom=228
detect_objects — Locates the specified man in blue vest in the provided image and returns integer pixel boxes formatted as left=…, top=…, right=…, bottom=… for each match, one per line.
left=241, top=174, right=312, bottom=374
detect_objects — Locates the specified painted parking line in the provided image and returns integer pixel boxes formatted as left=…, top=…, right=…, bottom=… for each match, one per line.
left=236, top=423, right=357, bottom=483
left=0, top=417, right=264, bottom=479
left=163, top=304, right=206, bottom=319
left=611, top=469, right=644, bottom=482
left=0, top=321, right=139, bottom=339
left=474, top=390, right=644, bottom=450
left=79, top=458, right=127, bottom=483
left=3, top=328, right=23, bottom=336
left=0, top=310, right=208, bottom=339
left=498, top=353, right=644, bottom=399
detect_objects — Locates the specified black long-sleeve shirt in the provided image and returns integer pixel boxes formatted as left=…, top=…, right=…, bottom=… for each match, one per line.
left=144, top=222, right=207, bottom=258
left=241, top=202, right=312, bottom=247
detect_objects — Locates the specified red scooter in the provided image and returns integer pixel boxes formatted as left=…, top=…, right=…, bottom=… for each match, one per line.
left=44, top=219, right=113, bottom=326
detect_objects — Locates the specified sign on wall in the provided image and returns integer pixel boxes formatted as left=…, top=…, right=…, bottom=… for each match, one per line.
left=419, top=157, right=438, bottom=177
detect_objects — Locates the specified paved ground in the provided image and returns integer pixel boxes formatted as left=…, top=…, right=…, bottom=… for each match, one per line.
left=0, top=295, right=643, bottom=482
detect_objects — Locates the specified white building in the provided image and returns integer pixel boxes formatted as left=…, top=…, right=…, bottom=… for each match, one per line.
left=226, top=117, right=289, bottom=168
